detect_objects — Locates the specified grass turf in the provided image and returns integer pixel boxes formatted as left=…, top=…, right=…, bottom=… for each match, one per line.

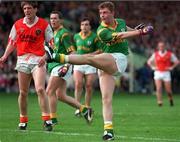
left=0, top=92, right=180, bottom=142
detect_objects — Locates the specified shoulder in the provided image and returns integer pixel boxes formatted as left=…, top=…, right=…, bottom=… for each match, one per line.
left=97, top=27, right=109, bottom=37
left=14, top=18, right=24, bottom=25
left=116, top=18, right=125, bottom=23
left=38, top=18, right=48, bottom=26
left=74, top=33, right=79, bottom=38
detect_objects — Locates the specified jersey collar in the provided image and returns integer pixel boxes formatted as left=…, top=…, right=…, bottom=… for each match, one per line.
left=23, top=16, right=39, bottom=28
left=101, top=19, right=118, bottom=30
left=79, top=31, right=92, bottom=39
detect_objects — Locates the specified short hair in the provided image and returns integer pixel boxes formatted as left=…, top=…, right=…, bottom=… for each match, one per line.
left=21, top=1, right=38, bottom=9
left=50, top=11, right=63, bottom=19
left=80, top=17, right=91, bottom=23
left=98, top=1, right=115, bottom=12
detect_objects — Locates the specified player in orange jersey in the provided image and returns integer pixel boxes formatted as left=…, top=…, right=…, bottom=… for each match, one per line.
left=147, top=40, right=179, bottom=106
left=0, top=1, right=53, bottom=131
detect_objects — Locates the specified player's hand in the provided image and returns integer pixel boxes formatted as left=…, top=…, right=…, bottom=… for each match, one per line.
left=151, top=66, right=157, bottom=70
left=0, top=55, right=7, bottom=68
left=167, top=66, right=173, bottom=71
left=38, top=55, right=46, bottom=67
left=58, top=64, right=70, bottom=77
left=140, top=24, right=154, bottom=35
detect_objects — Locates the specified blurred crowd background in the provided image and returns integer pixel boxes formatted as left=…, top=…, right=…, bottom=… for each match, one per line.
left=0, top=1, right=180, bottom=93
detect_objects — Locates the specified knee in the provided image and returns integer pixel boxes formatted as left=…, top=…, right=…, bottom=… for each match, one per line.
left=156, top=88, right=161, bottom=93
left=85, top=84, right=92, bottom=92
left=19, top=90, right=28, bottom=97
left=57, top=93, right=65, bottom=101
left=46, top=89, right=51, bottom=97
left=102, top=94, right=112, bottom=105
left=75, top=82, right=83, bottom=91
left=36, top=87, right=45, bottom=95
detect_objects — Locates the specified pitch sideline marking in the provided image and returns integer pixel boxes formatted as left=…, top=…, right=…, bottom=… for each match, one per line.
left=0, top=129, right=180, bottom=142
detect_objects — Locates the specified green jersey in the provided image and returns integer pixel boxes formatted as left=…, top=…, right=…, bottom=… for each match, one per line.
left=47, top=27, right=75, bottom=73
left=97, top=18, right=129, bottom=55
left=74, top=31, right=101, bottom=54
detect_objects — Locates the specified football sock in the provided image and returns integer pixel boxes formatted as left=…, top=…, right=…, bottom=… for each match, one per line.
left=20, top=116, right=28, bottom=123
left=104, top=121, right=113, bottom=131
left=53, top=53, right=69, bottom=64
left=50, top=113, right=58, bottom=123
left=50, top=113, right=57, bottom=119
left=79, top=105, right=87, bottom=113
left=42, top=115, right=51, bottom=121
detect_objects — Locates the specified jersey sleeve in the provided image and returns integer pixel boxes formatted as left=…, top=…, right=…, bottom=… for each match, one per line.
left=97, top=28, right=121, bottom=45
left=94, top=37, right=104, bottom=51
left=61, top=33, right=75, bottom=53
left=171, top=53, right=178, bottom=62
left=8, top=25, right=17, bottom=46
left=45, top=24, right=54, bottom=43
left=148, top=53, right=155, bottom=62
left=97, top=28, right=113, bottom=43
left=73, top=34, right=77, bottom=51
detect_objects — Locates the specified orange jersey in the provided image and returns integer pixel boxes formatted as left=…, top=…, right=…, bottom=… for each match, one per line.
left=155, top=51, right=172, bottom=71
left=9, top=17, right=53, bottom=56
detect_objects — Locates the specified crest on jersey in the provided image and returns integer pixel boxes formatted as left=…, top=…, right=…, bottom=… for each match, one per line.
left=121, top=28, right=125, bottom=32
left=18, top=28, right=24, bottom=33
left=87, top=41, right=92, bottom=46
left=35, top=29, right=42, bottom=36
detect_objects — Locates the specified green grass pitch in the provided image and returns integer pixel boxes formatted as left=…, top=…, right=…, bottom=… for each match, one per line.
left=0, top=92, right=180, bottom=142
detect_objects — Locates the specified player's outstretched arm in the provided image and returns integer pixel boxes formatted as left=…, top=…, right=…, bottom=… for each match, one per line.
left=116, top=25, right=153, bottom=39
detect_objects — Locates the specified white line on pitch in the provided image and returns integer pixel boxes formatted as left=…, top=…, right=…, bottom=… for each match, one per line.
left=0, top=129, right=180, bottom=142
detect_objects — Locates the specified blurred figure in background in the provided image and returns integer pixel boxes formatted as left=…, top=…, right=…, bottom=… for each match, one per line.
left=147, top=40, right=179, bottom=106
left=73, top=17, right=101, bottom=116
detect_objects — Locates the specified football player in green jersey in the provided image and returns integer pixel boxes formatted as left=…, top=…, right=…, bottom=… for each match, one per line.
left=45, top=2, right=153, bottom=140
left=46, top=11, right=93, bottom=126
left=73, top=17, right=102, bottom=116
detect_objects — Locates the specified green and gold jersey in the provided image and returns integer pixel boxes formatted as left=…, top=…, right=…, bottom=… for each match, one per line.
left=47, top=27, right=75, bottom=73
left=74, top=31, right=102, bottom=54
left=97, top=18, right=129, bottom=55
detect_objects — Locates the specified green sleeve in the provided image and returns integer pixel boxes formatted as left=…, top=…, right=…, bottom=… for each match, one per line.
left=97, top=28, right=113, bottom=43
left=94, top=37, right=104, bottom=51
left=73, top=34, right=77, bottom=51
left=62, top=33, right=75, bottom=53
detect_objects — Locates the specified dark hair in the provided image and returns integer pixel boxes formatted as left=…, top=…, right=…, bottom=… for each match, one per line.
left=21, top=1, right=38, bottom=9
left=50, top=11, right=63, bottom=19
left=98, top=1, right=115, bottom=12
left=80, top=17, right=91, bottom=23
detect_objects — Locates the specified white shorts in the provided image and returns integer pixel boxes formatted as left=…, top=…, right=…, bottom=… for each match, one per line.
left=154, top=71, right=171, bottom=81
left=110, top=53, right=128, bottom=76
left=50, top=65, right=73, bottom=81
left=15, top=54, right=44, bottom=74
left=73, top=65, right=97, bottom=74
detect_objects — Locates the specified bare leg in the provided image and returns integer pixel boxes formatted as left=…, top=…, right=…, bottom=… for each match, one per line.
left=46, top=76, right=61, bottom=115
left=18, top=72, right=32, bottom=116
left=99, top=70, right=115, bottom=132
left=33, top=65, right=50, bottom=115
left=68, top=53, right=118, bottom=75
left=56, top=78, right=81, bottom=109
left=73, top=71, right=84, bottom=103
left=154, top=79, right=163, bottom=106
left=164, top=81, right=174, bottom=106
left=85, top=73, right=96, bottom=107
